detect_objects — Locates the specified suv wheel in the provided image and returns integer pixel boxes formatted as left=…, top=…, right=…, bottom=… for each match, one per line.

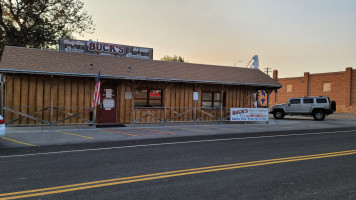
left=313, top=110, right=325, bottom=121
left=273, top=110, right=285, bottom=119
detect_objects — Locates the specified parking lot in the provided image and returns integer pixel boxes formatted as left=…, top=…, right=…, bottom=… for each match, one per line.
left=1, top=113, right=356, bottom=148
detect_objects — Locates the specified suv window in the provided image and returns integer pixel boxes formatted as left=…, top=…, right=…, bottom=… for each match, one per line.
left=316, top=98, right=327, bottom=103
left=303, top=98, right=314, bottom=104
left=290, top=99, right=300, bottom=104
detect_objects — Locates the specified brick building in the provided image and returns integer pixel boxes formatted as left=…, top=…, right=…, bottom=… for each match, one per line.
left=267, top=67, right=355, bottom=113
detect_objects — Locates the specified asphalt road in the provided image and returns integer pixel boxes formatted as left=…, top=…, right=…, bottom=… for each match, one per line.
left=1, top=128, right=356, bottom=199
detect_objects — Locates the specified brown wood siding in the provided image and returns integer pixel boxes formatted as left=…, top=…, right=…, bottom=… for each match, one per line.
left=3, top=75, right=259, bottom=125
left=124, top=83, right=132, bottom=123
left=36, top=78, right=44, bottom=124
left=52, top=79, right=58, bottom=123
left=28, top=77, right=36, bottom=124
left=3, top=75, right=95, bottom=125
left=84, top=80, right=92, bottom=122
left=70, top=79, right=78, bottom=124
left=20, top=76, right=28, bottom=124
left=64, top=79, right=71, bottom=124
left=44, top=79, right=51, bottom=124
left=78, top=79, right=85, bottom=123
left=170, top=84, right=176, bottom=121
left=57, top=79, right=65, bottom=123
left=188, top=85, right=193, bottom=120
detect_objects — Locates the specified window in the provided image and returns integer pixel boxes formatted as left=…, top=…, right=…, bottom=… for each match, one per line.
left=134, top=89, right=162, bottom=107
left=316, top=98, right=327, bottom=103
left=286, top=84, right=292, bottom=93
left=202, top=92, right=223, bottom=108
left=323, top=83, right=331, bottom=92
left=289, top=99, right=300, bottom=104
left=303, top=98, right=314, bottom=104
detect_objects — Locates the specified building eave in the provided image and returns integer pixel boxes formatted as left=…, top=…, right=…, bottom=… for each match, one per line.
left=0, top=69, right=282, bottom=89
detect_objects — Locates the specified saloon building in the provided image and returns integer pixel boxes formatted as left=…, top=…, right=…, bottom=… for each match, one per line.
left=0, top=41, right=281, bottom=126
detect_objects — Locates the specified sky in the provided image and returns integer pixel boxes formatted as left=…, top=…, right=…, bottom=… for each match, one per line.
left=76, top=0, right=356, bottom=78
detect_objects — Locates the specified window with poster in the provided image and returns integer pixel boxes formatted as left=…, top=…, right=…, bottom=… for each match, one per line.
left=202, top=92, right=225, bottom=108
left=134, top=89, right=163, bottom=107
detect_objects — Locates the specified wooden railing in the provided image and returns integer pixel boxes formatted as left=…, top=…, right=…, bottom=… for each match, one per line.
left=3, top=106, right=95, bottom=126
left=132, top=107, right=232, bottom=126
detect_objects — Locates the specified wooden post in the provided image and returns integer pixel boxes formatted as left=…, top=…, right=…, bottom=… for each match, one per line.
left=131, top=103, right=134, bottom=127
left=50, top=77, right=54, bottom=127
left=93, top=107, right=97, bottom=127
left=193, top=95, right=197, bottom=126
left=220, top=90, right=223, bottom=125
left=245, top=85, right=247, bottom=125
left=267, top=90, right=270, bottom=109
left=164, top=87, right=167, bottom=126
left=131, top=81, right=135, bottom=127
left=266, top=89, right=271, bottom=125
left=0, top=74, right=3, bottom=116
left=256, top=89, right=259, bottom=108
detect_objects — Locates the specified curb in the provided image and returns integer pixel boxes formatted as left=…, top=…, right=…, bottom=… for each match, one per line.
left=2, top=126, right=356, bottom=155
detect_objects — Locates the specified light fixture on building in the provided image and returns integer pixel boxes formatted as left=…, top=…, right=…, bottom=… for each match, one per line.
left=89, top=64, right=94, bottom=69
left=128, top=67, right=131, bottom=72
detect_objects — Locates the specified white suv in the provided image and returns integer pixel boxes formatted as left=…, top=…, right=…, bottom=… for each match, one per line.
left=0, top=115, right=5, bottom=137
left=270, top=96, right=336, bottom=121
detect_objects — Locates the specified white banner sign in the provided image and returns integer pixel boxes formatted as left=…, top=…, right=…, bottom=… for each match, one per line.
left=230, top=108, right=269, bottom=121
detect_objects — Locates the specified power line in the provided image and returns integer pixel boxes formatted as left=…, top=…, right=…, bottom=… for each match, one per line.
left=264, top=67, right=272, bottom=76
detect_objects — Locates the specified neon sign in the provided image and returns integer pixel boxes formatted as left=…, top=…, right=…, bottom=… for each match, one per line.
left=150, top=92, right=161, bottom=97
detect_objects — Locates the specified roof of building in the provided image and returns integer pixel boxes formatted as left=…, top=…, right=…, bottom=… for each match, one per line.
left=0, top=46, right=281, bottom=88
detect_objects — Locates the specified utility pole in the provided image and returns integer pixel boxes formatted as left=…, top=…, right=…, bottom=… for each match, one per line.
left=264, top=67, right=272, bottom=77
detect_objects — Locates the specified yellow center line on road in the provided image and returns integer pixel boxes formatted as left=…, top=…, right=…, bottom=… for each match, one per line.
left=100, top=129, right=138, bottom=136
left=1, top=137, right=36, bottom=147
left=174, top=127, right=211, bottom=133
left=2, top=149, right=356, bottom=199
left=56, top=131, right=93, bottom=139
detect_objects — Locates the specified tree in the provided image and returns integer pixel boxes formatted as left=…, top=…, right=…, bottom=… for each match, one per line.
left=160, top=55, right=186, bottom=62
left=0, top=0, right=94, bottom=55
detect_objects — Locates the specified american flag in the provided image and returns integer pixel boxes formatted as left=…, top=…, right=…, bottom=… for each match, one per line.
left=91, top=71, right=101, bottom=108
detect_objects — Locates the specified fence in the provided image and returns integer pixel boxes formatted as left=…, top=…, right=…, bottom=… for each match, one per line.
left=132, top=107, right=235, bottom=126
left=3, top=106, right=95, bottom=126
left=3, top=106, right=267, bottom=127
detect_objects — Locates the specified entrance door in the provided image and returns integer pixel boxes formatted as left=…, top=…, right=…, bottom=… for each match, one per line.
left=99, top=85, right=117, bottom=124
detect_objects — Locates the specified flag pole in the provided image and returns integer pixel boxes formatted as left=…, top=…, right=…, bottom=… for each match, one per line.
left=92, top=70, right=101, bottom=127
left=93, top=105, right=97, bottom=128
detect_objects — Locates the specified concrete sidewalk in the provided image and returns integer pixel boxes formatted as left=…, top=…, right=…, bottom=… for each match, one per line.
left=1, top=113, right=356, bottom=148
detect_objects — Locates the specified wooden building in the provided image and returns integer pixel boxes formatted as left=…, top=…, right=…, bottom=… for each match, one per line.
left=0, top=46, right=281, bottom=126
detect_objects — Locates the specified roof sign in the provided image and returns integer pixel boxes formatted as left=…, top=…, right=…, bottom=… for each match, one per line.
left=59, top=38, right=153, bottom=60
